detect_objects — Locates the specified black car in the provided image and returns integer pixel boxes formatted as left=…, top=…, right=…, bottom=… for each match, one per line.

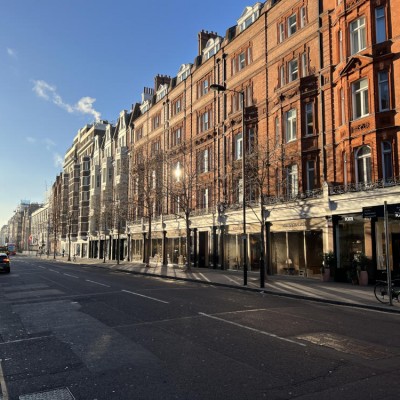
left=0, top=252, right=10, bottom=273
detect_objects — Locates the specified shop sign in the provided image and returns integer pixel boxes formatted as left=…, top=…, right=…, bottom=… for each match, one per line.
left=388, top=203, right=400, bottom=218
left=344, top=216, right=354, bottom=222
left=362, top=205, right=383, bottom=219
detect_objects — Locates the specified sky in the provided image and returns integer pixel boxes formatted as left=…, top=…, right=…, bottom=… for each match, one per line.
left=0, top=0, right=249, bottom=228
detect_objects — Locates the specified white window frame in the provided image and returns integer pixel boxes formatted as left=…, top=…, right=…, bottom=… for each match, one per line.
left=288, top=59, right=298, bottom=82
left=288, top=14, right=297, bottom=36
left=280, top=65, right=285, bottom=86
left=287, top=165, right=298, bottom=197
left=285, top=109, right=297, bottom=142
left=301, top=52, right=307, bottom=77
left=350, top=17, right=366, bottom=55
left=279, top=23, right=285, bottom=42
left=355, top=146, right=372, bottom=184
left=235, top=133, right=243, bottom=160
left=340, top=88, right=346, bottom=125
left=300, top=6, right=307, bottom=28
left=352, top=78, right=369, bottom=120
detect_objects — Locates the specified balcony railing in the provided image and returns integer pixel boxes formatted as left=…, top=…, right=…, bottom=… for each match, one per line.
left=329, top=176, right=400, bottom=196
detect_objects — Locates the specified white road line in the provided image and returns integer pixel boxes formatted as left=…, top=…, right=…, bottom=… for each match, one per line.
left=122, top=289, right=169, bottom=304
left=64, top=273, right=79, bottom=279
left=0, top=335, right=53, bottom=345
left=49, top=269, right=60, bottom=274
left=199, top=312, right=306, bottom=347
left=0, top=359, right=9, bottom=400
left=37, top=266, right=46, bottom=269
left=85, top=279, right=110, bottom=287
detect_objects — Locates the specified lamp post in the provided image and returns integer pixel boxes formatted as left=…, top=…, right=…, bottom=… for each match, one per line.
left=67, top=213, right=72, bottom=262
left=211, top=83, right=247, bottom=285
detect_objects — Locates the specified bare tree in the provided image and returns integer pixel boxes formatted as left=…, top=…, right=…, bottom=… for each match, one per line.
left=129, top=139, right=164, bottom=266
left=167, top=142, right=197, bottom=270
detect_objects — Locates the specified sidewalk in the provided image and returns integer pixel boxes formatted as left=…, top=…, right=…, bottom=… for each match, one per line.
left=61, top=256, right=400, bottom=314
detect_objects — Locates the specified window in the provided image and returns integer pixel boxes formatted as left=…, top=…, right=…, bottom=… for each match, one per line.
left=152, top=114, right=160, bottom=130
left=83, top=160, right=90, bottom=171
left=287, top=165, right=298, bottom=197
left=378, top=70, right=389, bottom=111
left=198, top=188, right=209, bottom=209
left=306, top=160, right=315, bottom=191
left=301, top=52, right=307, bottom=77
left=232, top=91, right=243, bottom=113
left=232, top=47, right=252, bottom=75
left=339, top=88, right=345, bottom=125
left=102, top=168, right=106, bottom=183
left=280, top=65, right=285, bottom=86
left=172, top=98, right=182, bottom=115
left=300, top=7, right=307, bottom=28
left=288, top=59, right=298, bottom=82
left=275, top=116, right=280, bottom=146
left=304, top=103, right=313, bottom=136
left=136, top=126, right=143, bottom=141
left=279, top=23, right=285, bottom=42
left=339, top=30, right=344, bottom=62
left=171, top=127, right=182, bottom=147
left=198, top=148, right=211, bottom=174
left=235, top=133, right=243, bottom=160
left=375, top=7, right=386, bottom=43
left=381, top=142, right=393, bottom=182
left=350, top=17, right=366, bottom=55
left=355, top=146, right=372, bottom=184
left=285, top=109, right=297, bottom=142
left=198, top=77, right=210, bottom=98
left=352, top=78, right=369, bottom=119
left=288, top=14, right=297, bottom=36
left=198, top=110, right=211, bottom=133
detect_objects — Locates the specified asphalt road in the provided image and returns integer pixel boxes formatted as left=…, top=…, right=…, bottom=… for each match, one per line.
left=0, top=256, right=399, bottom=399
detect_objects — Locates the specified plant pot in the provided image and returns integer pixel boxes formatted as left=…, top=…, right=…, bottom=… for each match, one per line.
left=322, top=268, right=330, bottom=282
left=358, top=270, right=368, bottom=286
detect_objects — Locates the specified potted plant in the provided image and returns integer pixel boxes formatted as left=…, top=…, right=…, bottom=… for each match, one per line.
left=321, top=251, right=335, bottom=282
left=354, top=252, right=369, bottom=286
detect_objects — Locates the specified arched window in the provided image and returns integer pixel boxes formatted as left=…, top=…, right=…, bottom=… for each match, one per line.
left=381, top=141, right=393, bottom=182
left=355, top=146, right=372, bottom=184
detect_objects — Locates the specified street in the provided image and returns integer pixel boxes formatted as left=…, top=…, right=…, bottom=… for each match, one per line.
left=0, top=256, right=399, bottom=399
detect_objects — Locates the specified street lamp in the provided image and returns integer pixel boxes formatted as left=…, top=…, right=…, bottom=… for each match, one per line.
left=211, top=83, right=247, bottom=285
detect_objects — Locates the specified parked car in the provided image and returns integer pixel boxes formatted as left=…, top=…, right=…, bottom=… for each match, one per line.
left=0, top=252, right=10, bottom=273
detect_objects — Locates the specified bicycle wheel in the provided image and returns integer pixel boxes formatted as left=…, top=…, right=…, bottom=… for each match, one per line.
left=374, top=281, right=390, bottom=304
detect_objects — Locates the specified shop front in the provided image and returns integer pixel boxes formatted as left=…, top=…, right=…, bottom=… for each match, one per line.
left=270, top=219, right=324, bottom=277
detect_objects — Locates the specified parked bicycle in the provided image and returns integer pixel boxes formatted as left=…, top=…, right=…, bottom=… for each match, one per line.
left=374, top=279, right=400, bottom=304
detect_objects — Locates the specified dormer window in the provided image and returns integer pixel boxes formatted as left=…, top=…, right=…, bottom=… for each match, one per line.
left=237, top=3, right=262, bottom=32
left=140, top=100, right=151, bottom=114
left=203, top=37, right=221, bottom=61
left=156, top=84, right=168, bottom=102
left=177, top=64, right=192, bottom=83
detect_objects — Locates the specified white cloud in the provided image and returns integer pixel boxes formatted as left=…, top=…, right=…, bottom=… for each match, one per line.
left=7, top=48, right=17, bottom=57
left=53, top=153, right=64, bottom=169
left=43, top=138, right=56, bottom=151
left=32, top=79, right=101, bottom=121
left=26, top=136, right=36, bottom=143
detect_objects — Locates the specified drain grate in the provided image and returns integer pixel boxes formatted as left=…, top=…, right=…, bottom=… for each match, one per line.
left=19, top=387, right=74, bottom=400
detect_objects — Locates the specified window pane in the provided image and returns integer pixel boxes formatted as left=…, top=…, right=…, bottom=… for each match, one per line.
left=375, top=7, right=386, bottom=43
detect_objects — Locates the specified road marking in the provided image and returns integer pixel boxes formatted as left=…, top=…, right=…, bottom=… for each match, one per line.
left=122, top=289, right=169, bottom=304
left=0, top=335, right=53, bottom=345
left=37, top=266, right=46, bottom=269
left=64, top=273, right=79, bottom=279
left=85, top=279, right=110, bottom=287
left=199, top=312, right=306, bottom=347
left=0, top=359, right=9, bottom=400
left=49, top=269, right=60, bottom=274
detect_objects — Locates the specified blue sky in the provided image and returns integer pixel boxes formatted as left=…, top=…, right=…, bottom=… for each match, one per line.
left=0, top=0, right=248, bottom=228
